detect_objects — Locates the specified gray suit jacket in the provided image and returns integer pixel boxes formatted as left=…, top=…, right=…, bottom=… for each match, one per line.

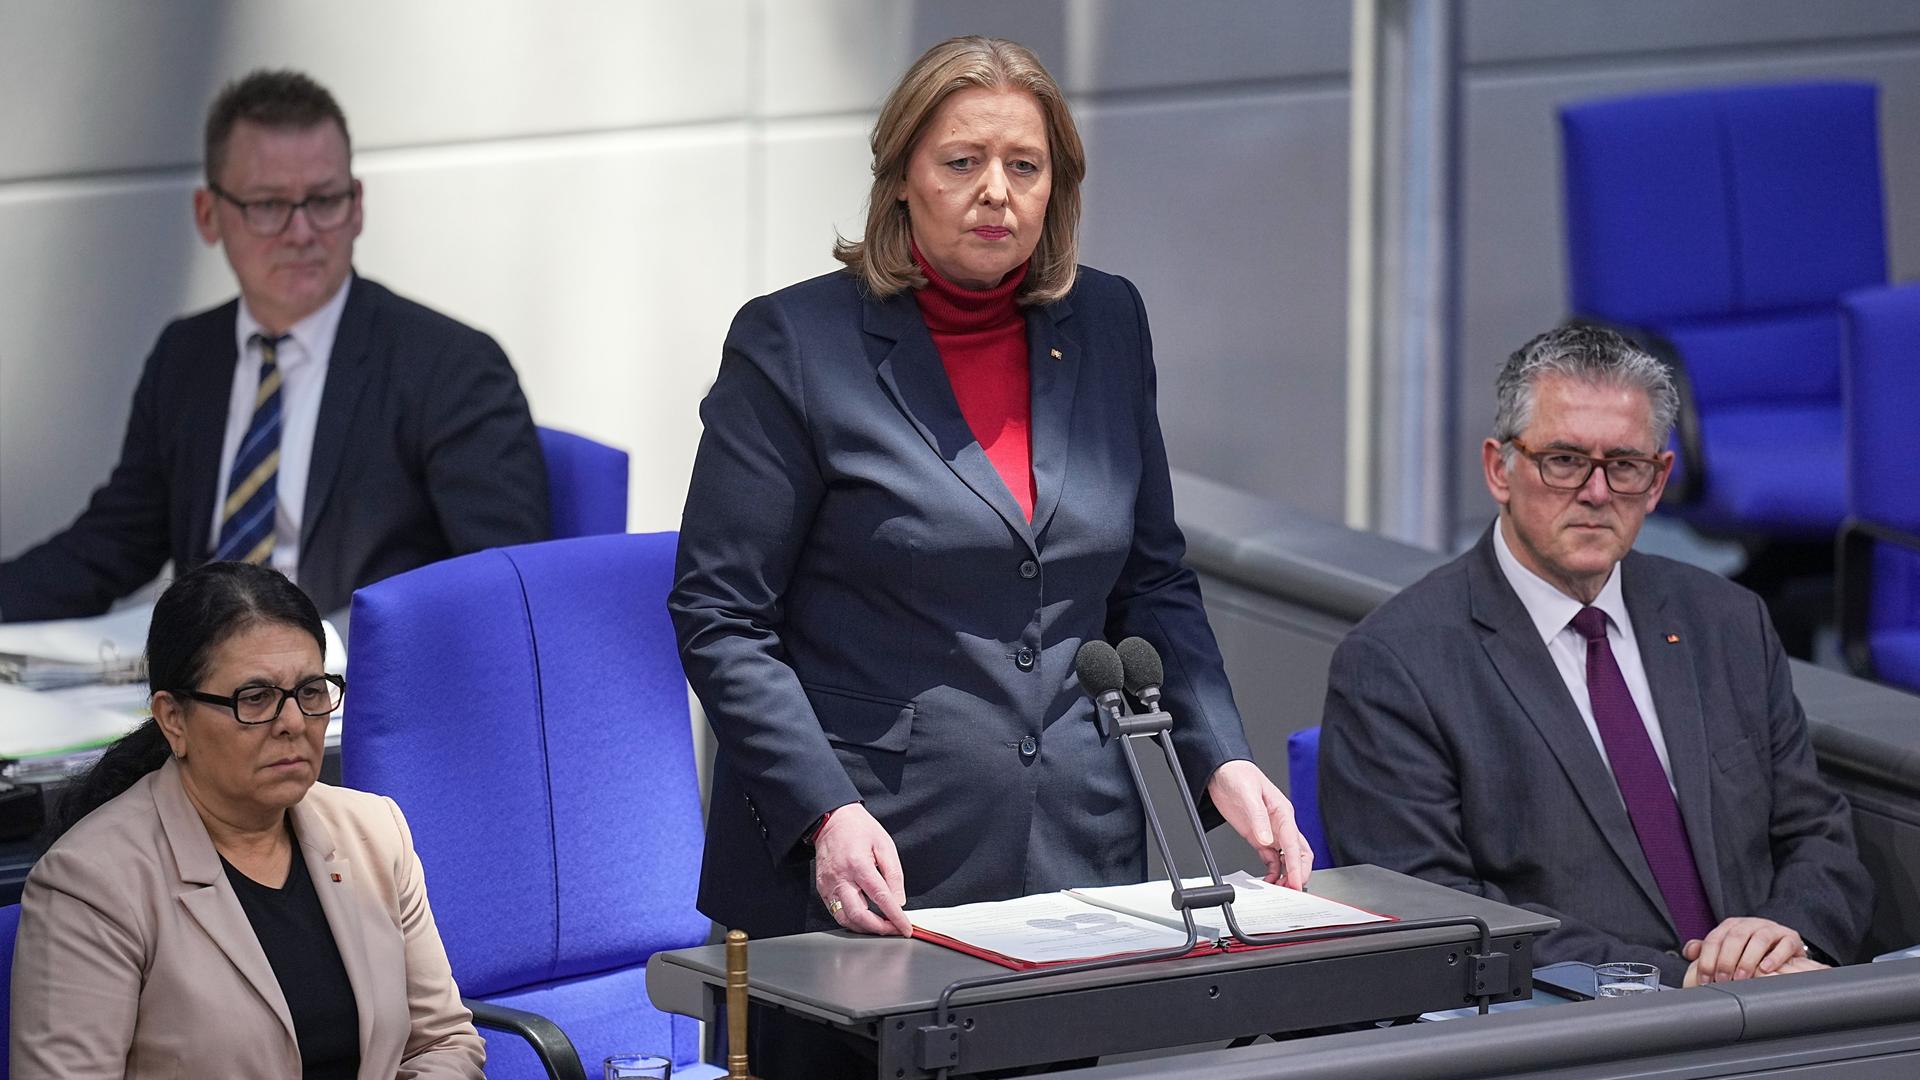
left=11, top=758, right=483, bottom=1079
left=1320, top=526, right=1871, bottom=983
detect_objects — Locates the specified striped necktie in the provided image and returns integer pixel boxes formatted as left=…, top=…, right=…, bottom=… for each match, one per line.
left=213, top=333, right=289, bottom=565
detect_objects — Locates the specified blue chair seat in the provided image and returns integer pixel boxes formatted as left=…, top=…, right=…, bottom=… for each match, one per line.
left=2, top=902, right=18, bottom=1080
left=1560, top=82, right=1886, bottom=543
left=1286, top=727, right=1327, bottom=867
left=1871, top=630, right=1920, bottom=693
left=537, top=426, right=630, bottom=539
left=483, top=966, right=721, bottom=1080
left=347, top=533, right=709, bottom=1078
left=1687, top=404, right=1844, bottom=537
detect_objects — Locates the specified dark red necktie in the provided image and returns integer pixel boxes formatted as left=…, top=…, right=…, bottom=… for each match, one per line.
left=1571, top=606, right=1716, bottom=943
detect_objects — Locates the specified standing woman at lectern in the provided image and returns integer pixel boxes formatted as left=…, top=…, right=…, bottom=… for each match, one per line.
left=672, top=33, right=1307, bottom=957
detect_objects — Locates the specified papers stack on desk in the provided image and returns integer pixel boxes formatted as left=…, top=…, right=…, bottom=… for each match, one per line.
left=0, top=682, right=147, bottom=761
left=0, top=605, right=151, bottom=689
left=910, top=871, right=1391, bottom=970
left=0, top=606, right=346, bottom=765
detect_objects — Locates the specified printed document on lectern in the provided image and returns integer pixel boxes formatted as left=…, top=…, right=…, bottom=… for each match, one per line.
left=911, top=871, right=1391, bottom=970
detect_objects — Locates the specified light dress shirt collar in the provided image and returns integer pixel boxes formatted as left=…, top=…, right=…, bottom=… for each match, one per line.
left=1492, top=516, right=1630, bottom=644
left=233, top=275, right=352, bottom=369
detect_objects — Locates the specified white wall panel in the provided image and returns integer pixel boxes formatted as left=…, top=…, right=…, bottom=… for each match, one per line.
left=756, top=119, right=871, bottom=296
left=0, top=0, right=749, bottom=181
left=351, top=129, right=753, bottom=533
left=1077, top=90, right=1351, bottom=522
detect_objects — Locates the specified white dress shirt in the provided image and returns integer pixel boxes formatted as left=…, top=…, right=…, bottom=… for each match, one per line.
left=1492, top=518, right=1676, bottom=789
left=211, top=279, right=352, bottom=583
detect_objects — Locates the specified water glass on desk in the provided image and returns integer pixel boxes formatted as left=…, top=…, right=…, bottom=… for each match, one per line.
left=605, top=1053, right=671, bottom=1079
left=1594, top=961, right=1661, bottom=997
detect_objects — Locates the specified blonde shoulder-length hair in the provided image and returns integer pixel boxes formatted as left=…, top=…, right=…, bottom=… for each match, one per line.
left=833, top=36, right=1086, bottom=306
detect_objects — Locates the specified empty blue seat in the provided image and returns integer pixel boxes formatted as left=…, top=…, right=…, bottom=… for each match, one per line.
left=538, top=426, right=630, bottom=539
left=1560, top=81, right=1886, bottom=539
left=345, top=532, right=714, bottom=1078
left=2, top=902, right=17, bottom=1080
left=1287, top=726, right=1327, bottom=867
left=1840, top=285, right=1920, bottom=692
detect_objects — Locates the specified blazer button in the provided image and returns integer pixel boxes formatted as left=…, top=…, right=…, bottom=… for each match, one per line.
left=1019, top=559, right=1039, bottom=580
left=1019, top=735, right=1038, bottom=759
left=1015, top=648, right=1035, bottom=671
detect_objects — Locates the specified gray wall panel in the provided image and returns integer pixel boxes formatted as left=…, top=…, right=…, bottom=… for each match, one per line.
left=1452, top=43, right=1920, bottom=534
left=1065, top=0, right=1349, bottom=93
left=0, top=177, right=231, bottom=556
left=1078, top=89, right=1352, bottom=523
left=1466, top=0, right=1920, bottom=64
left=0, top=0, right=750, bottom=181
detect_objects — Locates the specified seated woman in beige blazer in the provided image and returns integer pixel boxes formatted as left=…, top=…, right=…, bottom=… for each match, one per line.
left=11, top=562, right=484, bottom=1079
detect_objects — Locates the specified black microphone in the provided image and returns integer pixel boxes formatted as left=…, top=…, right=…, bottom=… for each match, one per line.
left=1115, top=636, right=1165, bottom=713
left=1074, top=639, right=1130, bottom=736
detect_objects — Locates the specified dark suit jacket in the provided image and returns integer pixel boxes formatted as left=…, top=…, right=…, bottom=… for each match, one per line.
left=0, top=276, right=549, bottom=620
left=671, top=267, right=1252, bottom=937
left=1320, top=527, right=1872, bottom=982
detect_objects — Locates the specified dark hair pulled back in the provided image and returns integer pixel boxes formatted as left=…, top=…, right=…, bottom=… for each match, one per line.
left=44, top=562, right=323, bottom=846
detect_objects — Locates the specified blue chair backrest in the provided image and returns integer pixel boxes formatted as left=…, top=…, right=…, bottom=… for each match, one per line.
left=537, top=426, right=629, bottom=539
left=1286, top=727, right=1328, bottom=867
left=1561, top=82, right=1884, bottom=417
left=2, top=902, right=17, bottom=1080
left=344, top=532, right=705, bottom=1075
left=1843, top=285, right=1920, bottom=638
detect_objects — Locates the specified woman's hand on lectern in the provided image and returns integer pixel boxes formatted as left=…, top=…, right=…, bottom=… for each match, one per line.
left=814, top=803, right=913, bottom=936
left=1208, top=759, right=1314, bottom=889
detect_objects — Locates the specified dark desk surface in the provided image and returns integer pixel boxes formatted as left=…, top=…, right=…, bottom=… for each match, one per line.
left=647, top=864, right=1557, bottom=1025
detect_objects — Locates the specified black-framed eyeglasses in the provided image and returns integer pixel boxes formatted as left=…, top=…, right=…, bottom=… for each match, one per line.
left=1508, top=437, right=1665, bottom=495
left=165, top=674, right=346, bottom=725
left=209, top=183, right=358, bottom=237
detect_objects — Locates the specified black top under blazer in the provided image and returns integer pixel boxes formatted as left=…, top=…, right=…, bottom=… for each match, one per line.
left=0, top=275, right=549, bottom=620
left=671, top=266, right=1253, bottom=936
left=1320, top=528, right=1872, bottom=982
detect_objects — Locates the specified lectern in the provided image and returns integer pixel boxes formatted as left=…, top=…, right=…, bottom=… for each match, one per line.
left=647, top=865, right=1555, bottom=1078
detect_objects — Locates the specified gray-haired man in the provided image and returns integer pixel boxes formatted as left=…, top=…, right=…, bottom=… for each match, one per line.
left=1320, top=325, right=1870, bottom=986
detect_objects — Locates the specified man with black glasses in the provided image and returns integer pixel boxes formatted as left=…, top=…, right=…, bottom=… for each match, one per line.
left=1320, top=325, right=1870, bottom=987
left=0, top=69, right=547, bottom=622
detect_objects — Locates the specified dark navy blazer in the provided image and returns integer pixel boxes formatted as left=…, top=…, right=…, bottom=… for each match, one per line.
left=0, top=276, right=549, bottom=620
left=671, top=266, right=1253, bottom=936
left=1321, top=528, right=1872, bottom=982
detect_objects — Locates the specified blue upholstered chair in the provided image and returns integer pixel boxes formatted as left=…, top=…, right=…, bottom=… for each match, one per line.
left=2, top=902, right=18, bottom=1080
left=1286, top=726, right=1328, bottom=868
left=1840, top=285, right=1920, bottom=692
left=1560, top=81, right=1887, bottom=539
left=344, top=533, right=715, bottom=1080
left=537, top=426, right=630, bottom=539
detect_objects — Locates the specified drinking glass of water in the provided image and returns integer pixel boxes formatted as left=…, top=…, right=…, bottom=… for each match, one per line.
left=1594, top=961, right=1661, bottom=997
left=604, top=1053, right=671, bottom=1079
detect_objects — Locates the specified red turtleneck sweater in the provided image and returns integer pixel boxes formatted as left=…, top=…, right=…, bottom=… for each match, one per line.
left=911, top=248, right=1035, bottom=521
